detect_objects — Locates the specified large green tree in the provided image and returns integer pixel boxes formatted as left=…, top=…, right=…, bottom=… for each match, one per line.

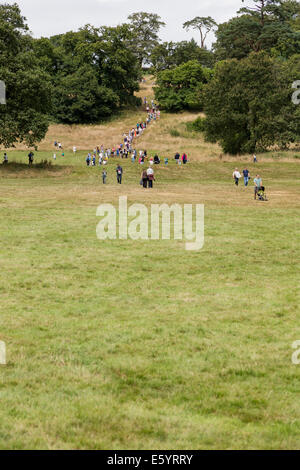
left=213, top=0, right=300, bottom=60
left=154, top=60, right=212, bottom=112
left=127, top=12, right=166, bottom=65
left=0, top=3, right=52, bottom=148
left=203, top=52, right=300, bottom=154
left=151, top=39, right=215, bottom=73
left=34, top=24, right=141, bottom=124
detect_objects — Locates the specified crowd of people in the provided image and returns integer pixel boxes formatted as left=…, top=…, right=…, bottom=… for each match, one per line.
left=2, top=96, right=266, bottom=199
left=232, top=167, right=265, bottom=199
left=83, top=99, right=159, bottom=165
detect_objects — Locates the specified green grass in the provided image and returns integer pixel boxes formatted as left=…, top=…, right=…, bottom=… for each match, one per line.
left=0, top=150, right=300, bottom=449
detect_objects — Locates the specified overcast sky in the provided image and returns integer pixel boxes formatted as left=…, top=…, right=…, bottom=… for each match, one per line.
left=4, top=0, right=247, bottom=46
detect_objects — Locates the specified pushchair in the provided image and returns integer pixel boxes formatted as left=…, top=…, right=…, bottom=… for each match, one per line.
left=257, top=186, right=268, bottom=201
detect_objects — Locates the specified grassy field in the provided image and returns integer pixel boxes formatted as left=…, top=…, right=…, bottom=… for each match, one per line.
left=0, top=84, right=300, bottom=449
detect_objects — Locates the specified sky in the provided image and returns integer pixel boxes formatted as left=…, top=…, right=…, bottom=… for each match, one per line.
left=4, top=0, right=247, bottom=46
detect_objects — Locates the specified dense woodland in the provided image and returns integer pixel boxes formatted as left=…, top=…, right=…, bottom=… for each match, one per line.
left=0, top=0, right=299, bottom=153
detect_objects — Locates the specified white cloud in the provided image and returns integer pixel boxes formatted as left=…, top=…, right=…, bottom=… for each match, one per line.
left=5, top=0, right=244, bottom=46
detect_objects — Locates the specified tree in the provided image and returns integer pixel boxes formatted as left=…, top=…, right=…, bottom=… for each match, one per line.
left=127, top=12, right=166, bottom=65
left=183, top=16, right=217, bottom=48
left=35, top=24, right=141, bottom=124
left=53, top=65, right=119, bottom=124
left=213, top=15, right=263, bottom=60
left=151, top=39, right=215, bottom=73
left=0, top=3, right=52, bottom=148
left=203, top=52, right=300, bottom=154
left=154, top=60, right=212, bottom=112
left=213, top=0, right=300, bottom=60
left=240, top=0, right=299, bottom=26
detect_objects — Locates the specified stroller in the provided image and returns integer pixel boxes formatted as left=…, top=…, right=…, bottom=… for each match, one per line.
left=257, top=186, right=268, bottom=201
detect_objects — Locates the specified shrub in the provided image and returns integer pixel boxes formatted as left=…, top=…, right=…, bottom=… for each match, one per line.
left=170, top=129, right=181, bottom=137
left=186, top=117, right=207, bottom=133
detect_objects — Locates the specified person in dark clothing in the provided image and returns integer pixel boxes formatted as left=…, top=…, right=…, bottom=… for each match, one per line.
left=175, top=152, right=180, bottom=164
left=28, top=152, right=34, bottom=165
left=141, top=169, right=148, bottom=188
left=243, top=168, right=250, bottom=187
left=154, top=155, right=160, bottom=164
left=116, top=165, right=123, bottom=184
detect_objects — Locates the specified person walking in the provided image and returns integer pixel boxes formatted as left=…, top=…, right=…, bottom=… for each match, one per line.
left=3, top=153, right=8, bottom=164
left=116, top=165, right=123, bottom=184
left=102, top=170, right=107, bottom=184
left=86, top=154, right=91, bottom=166
left=28, top=151, right=34, bottom=165
left=147, top=167, right=155, bottom=188
left=141, top=169, right=148, bottom=188
left=253, top=154, right=258, bottom=164
left=243, top=168, right=250, bottom=187
left=254, top=174, right=263, bottom=200
left=232, top=168, right=241, bottom=186
left=182, top=153, right=187, bottom=164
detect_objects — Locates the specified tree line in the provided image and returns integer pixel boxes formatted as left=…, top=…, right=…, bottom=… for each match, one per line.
left=0, top=1, right=299, bottom=153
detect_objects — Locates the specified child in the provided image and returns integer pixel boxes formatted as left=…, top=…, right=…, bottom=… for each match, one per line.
left=164, top=157, right=168, bottom=166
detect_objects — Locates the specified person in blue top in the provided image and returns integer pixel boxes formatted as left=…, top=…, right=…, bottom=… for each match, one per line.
left=86, top=154, right=91, bottom=166
left=254, top=174, right=263, bottom=199
left=243, top=168, right=250, bottom=187
left=28, top=152, right=34, bottom=165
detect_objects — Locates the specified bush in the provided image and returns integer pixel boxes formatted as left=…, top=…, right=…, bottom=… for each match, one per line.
left=186, top=117, right=207, bottom=133
left=154, top=60, right=212, bottom=112
left=170, top=129, right=181, bottom=137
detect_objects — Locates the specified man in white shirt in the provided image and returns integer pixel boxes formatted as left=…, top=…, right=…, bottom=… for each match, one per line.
left=147, top=167, right=155, bottom=188
left=233, top=168, right=241, bottom=186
